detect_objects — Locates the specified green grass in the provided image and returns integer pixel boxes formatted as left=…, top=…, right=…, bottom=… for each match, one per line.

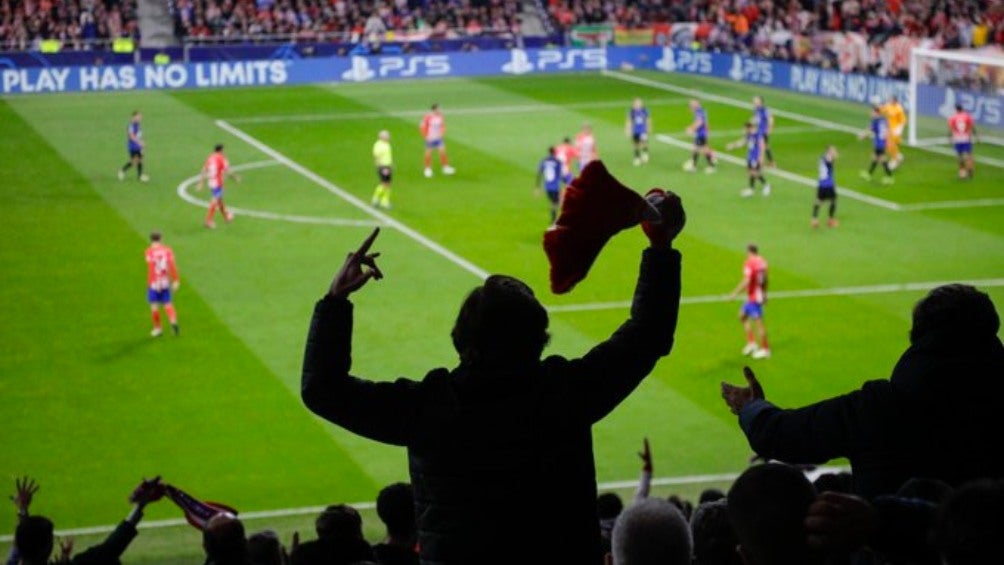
left=1, top=70, right=1002, bottom=563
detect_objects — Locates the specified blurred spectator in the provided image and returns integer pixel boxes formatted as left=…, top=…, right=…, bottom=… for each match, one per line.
left=373, top=483, right=419, bottom=565
left=690, top=499, right=742, bottom=565
left=1, top=0, right=138, bottom=51
left=203, top=513, right=250, bottom=565
left=721, top=284, right=1004, bottom=498
left=812, top=471, right=855, bottom=495
left=247, top=529, right=288, bottom=565
left=727, top=462, right=821, bottom=565
left=697, top=488, right=725, bottom=505
left=609, top=497, right=692, bottom=565
left=897, top=477, right=955, bottom=505
left=597, top=492, right=624, bottom=557
left=289, top=504, right=374, bottom=565
left=935, top=479, right=1004, bottom=565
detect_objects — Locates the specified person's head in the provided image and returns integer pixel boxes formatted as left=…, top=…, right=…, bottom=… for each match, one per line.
left=956, top=103, right=964, bottom=113
left=689, top=98, right=701, bottom=111
left=215, top=143, right=225, bottom=153
left=935, top=479, right=1004, bottom=565
left=451, top=275, right=550, bottom=369
left=897, top=477, right=954, bottom=505
left=753, top=95, right=763, bottom=107
left=376, top=482, right=416, bottom=542
left=150, top=231, right=162, bottom=243
left=888, top=94, right=899, bottom=105
left=431, top=103, right=439, bottom=112
left=812, top=471, right=854, bottom=494
left=632, top=97, right=643, bottom=109
left=824, top=144, right=838, bottom=160
left=247, top=529, right=285, bottom=565
left=582, top=121, right=592, bottom=133
left=871, top=105, right=882, bottom=116
left=610, top=498, right=692, bottom=565
left=698, top=488, right=726, bottom=505
left=548, top=146, right=556, bottom=157
left=316, top=504, right=365, bottom=543
left=727, top=463, right=819, bottom=565
left=203, top=512, right=248, bottom=563
left=746, top=243, right=759, bottom=256
left=666, top=494, right=693, bottom=521
left=378, top=130, right=390, bottom=141
left=909, top=284, right=999, bottom=344
left=563, top=136, right=572, bottom=144
left=598, top=492, right=624, bottom=545
left=744, top=121, right=754, bottom=133
left=14, top=515, right=54, bottom=564
left=691, top=499, right=742, bottom=565
left=132, top=110, right=141, bottom=121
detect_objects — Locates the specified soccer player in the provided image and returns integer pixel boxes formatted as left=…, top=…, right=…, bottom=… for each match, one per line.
left=420, top=103, right=455, bottom=178
left=881, top=95, right=907, bottom=169
left=626, top=97, right=651, bottom=166
left=752, top=95, right=775, bottom=166
left=728, top=243, right=769, bottom=359
left=948, top=103, right=977, bottom=179
left=575, top=122, right=599, bottom=170
left=812, top=145, right=839, bottom=228
left=118, top=110, right=149, bottom=182
left=196, top=143, right=241, bottom=229
left=535, top=146, right=564, bottom=224
left=371, top=130, right=393, bottom=209
left=726, top=122, right=771, bottom=197
left=554, top=136, right=578, bottom=186
left=683, top=99, right=717, bottom=173
left=857, top=106, right=895, bottom=185
left=145, top=231, right=180, bottom=337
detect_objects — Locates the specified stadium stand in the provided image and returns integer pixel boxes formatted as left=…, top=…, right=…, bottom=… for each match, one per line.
left=0, top=0, right=140, bottom=51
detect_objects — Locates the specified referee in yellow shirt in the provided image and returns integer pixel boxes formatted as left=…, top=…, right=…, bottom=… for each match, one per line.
left=881, top=95, right=907, bottom=169
left=372, top=130, right=393, bottom=209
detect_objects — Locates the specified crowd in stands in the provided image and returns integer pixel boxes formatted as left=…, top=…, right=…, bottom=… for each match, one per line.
left=171, top=0, right=524, bottom=43
left=0, top=0, right=138, bottom=51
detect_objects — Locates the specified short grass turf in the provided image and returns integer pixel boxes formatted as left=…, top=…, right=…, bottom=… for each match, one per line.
left=1, top=69, right=1002, bottom=563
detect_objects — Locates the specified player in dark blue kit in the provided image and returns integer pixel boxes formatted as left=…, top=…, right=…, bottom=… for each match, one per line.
left=857, top=105, right=894, bottom=185
left=626, top=97, right=651, bottom=166
left=684, top=99, right=717, bottom=173
left=812, top=145, right=839, bottom=228
left=118, top=110, right=149, bottom=182
left=727, top=122, right=770, bottom=197
left=752, top=96, right=775, bottom=167
left=535, top=146, right=565, bottom=224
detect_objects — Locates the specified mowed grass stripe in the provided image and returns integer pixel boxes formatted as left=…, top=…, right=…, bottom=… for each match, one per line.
left=0, top=97, right=380, bottom=532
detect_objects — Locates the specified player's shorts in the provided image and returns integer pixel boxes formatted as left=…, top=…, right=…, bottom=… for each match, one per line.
left=747, top=158, right=761, bottom=171
left=211, top=187, right=224, bottom=199
left=873, top=146, right=886, bottom=156
left=741, top=301, right=764, bottom=320
left=817, top=186, right=836, bottom=201
left=425, top=138, right=444, bottom=149
left=148, top=287, right=172, bottom=304
left=377, top=166, right=392, bottom=183
left=694, top=135, right=708, bottom=147
left=632, top=132, right=648, bottom=143
left=128, top=148, right=143, bottom=158
left=545, top=189, right=560, bottom=204
left=954, top=142, right=973, bottom=155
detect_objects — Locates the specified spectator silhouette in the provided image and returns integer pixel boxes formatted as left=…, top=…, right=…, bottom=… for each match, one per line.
left=203, top=513, right=250, bottom=565
left=373, top=483, right=419, bottom=565
left=690, top=499, right=741, bottom=565
left=248, top=529, right=288, bottom=565
left=727, top=463, right=821, bottom=565
left=697, top=488, right=725, bottom=505
left=290, top=504, right=374, bottom=565
left=597, top=492, right=625, bottom=557
left=721, top=284, right=1004, bottom=497
left=13, top=516, right=53, bottom=565
left=608, top=497, right=692, bottom=565
left=935, top=479, right=1004, bottom=565
left=301, top=190, right=686, bottom=564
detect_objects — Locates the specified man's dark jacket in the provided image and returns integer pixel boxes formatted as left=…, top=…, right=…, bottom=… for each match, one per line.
left=739, top=326, right=1004, bottom=498
left=302, top=247, right=681, bottom=565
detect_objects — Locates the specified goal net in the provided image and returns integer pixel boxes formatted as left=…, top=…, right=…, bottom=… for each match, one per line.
left=908, top=47, right=1004, bottom=147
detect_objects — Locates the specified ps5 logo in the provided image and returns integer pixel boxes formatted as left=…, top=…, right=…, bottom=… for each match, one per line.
left=342, top=55, right=451, bottom=81
left=729, top=54, right=773, bottom=84
left=656, top=48, right=711, bottom=74
left=342, top=57, right=375, bottom=82
left=501, top=48, right=606, bottom=73
left=502, top=49, right=534, bottom=74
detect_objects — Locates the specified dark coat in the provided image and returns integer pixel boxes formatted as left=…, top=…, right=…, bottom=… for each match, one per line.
left=739, top=327, right=1004, bottom=498
left=302, top=248, right=682, bottom=565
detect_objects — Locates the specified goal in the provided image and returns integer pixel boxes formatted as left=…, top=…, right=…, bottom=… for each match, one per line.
left=907, top=47, right=1004, bottom=147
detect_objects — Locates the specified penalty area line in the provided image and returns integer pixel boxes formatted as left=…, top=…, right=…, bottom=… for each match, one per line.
left=546, top=277, right=1004, bottom=313
left=0, top=466, right=846, bottom=540
left=175, top=160, right=384, bottom=228
left=215, top=119, right=490, bottom=280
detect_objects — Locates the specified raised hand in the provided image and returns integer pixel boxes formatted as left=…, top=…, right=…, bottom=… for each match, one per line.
left=641, top=189, right=686, bottom=248
left=58, top=537, right=74, bottom=562
left=329, top=227, right=384, bottom=298
left=638, top=437, right=653, bottom=473
left=130, top=476, right=166, bottom=506
left=721, top=366, right=766, bottom=415
left=10, top=476, right=39, bottom=517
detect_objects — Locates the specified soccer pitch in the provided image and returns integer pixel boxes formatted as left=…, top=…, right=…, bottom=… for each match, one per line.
left=1, top=70, right=1002, bottom=562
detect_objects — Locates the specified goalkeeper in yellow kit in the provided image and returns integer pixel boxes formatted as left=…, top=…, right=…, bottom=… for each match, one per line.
left=371, top=130, right=394, bottom=209
left=881, top=95, right=907, bottom=170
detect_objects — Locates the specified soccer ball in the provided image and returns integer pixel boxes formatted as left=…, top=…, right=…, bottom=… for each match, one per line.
left=870, top=95, right=882, bottom=105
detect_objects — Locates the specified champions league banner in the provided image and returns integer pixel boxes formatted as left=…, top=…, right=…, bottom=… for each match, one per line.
left=3, top=45, right=919, bottom=118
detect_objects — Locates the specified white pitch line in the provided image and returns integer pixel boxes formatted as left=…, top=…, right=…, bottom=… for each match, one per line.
left=603, top=69, right=1004, bottom=169
left=215, top=120, right=490, bottom=280
left=546, top=277, right=1004, bottom=313
left=226, top=97, right=688, bottom=125
left=175, top=160, right=384, bottom=228
left=898, top=197, right=1004, bottom=211
left=0, top=466, right=848, bottom=541
left=655, top=133, right=903, bottom=211
left=663, top=125, right=826, bottom=138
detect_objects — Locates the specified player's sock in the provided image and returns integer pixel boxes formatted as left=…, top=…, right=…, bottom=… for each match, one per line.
left=380, top=189, right=391, bottom=209
left=883, top=162, right=893, bottom=176
left=151, top=310, right=162, bottom=329
left=550, top=207, right=557, bottom=223
left=757, top=175, right=767, bottom=186
left=812, top=204, right=820, bottom=218
left=691, top=152, right=699, bottom=166
left=745, top=329, right=755, bottom=343
left=165, top=304, right=177, bottom=325
left=760, top=335, right=769, bottom=350
left=205, top=202, right=216, bottom=223
left=440, top=154, right=449, bottom=166
left=829, top=202, right=837, bottom=217
left=748, top=176, right=756, bottom=188
left=868, top=160, right=878, bottom=174
left=137, top=163, right=144, bottom=178
left=122, top=162, right=132, bottom=171
left=424, top=154, right=432, bottom=168
left=706, top=153, right=716, bottom=166
left=372, top=185, right=384, bottom=205
left=766, top=148, right=774, bottom=163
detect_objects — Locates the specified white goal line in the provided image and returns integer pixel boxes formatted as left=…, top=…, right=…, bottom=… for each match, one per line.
left=546, top=277, right=1004, bottom=313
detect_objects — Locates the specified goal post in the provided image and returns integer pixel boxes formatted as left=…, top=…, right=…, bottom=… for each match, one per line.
left=908, top=47, right=1004, bottom=147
